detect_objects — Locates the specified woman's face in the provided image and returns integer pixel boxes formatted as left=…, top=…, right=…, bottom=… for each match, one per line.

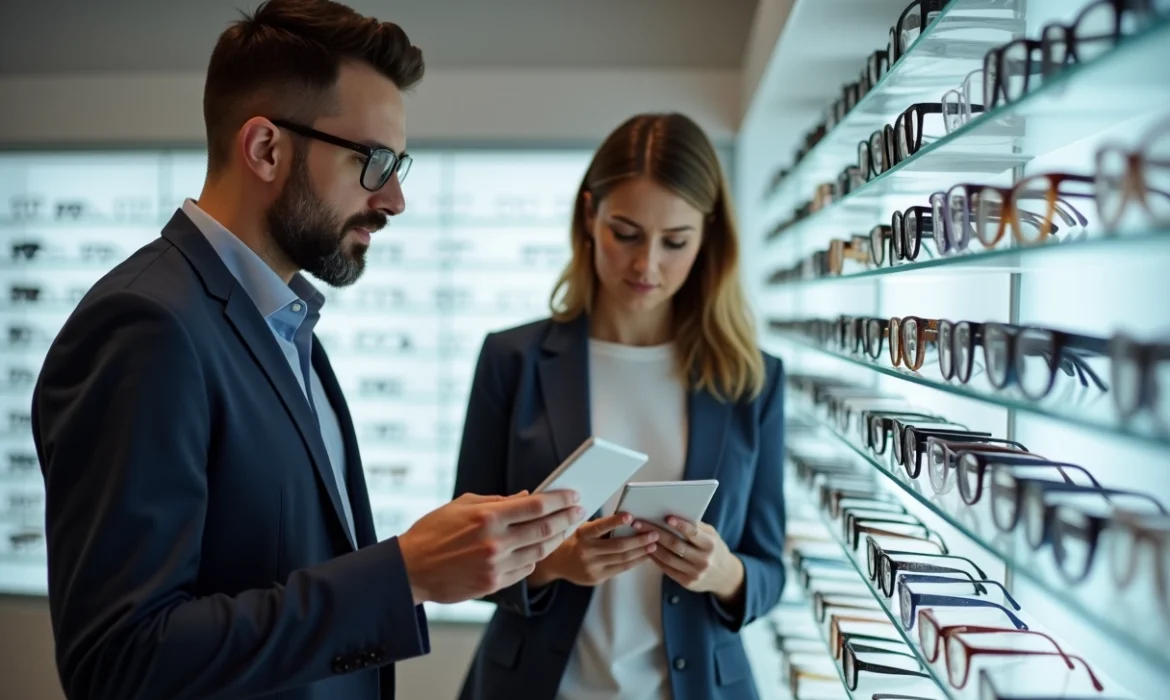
left=586, top=176, right=705, bottom=316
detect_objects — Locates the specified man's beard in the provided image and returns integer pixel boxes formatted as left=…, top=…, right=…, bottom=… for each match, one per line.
left=266, top=150, right=386, bottom=287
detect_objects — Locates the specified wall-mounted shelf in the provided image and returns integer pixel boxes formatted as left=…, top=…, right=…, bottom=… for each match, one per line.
left=768, top=332, right=1167, bottom=449
left=815, top=509, right=960, bottom=699
left=765, top=16, right=1170, bottom=249
left=792, top=410, right=1170, bottom=686
left=764, top=230, right=1170, bottom=288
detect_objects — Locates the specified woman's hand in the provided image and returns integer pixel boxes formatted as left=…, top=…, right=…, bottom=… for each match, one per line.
left=636, top=517, right=745, bottom=604
left=528, top=512, right=659, bottom=588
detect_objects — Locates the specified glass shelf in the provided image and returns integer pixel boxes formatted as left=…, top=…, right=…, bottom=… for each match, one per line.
left=768, top=333, right=1170, bottom=449
left=781, top=501, right=946, bottom=700
left=796, top=412, right=1170, bottom=686
left=808, top=610, right=863, bottom=700
left=765, top=16, right=1170, bottom=245
left=804, top=487, right=957, bottom=700
left=765, top=0, right=1030, bottom=209
left=769, top=595, right=861, bottom=700
left=764, top=230, right=1170, bottom=287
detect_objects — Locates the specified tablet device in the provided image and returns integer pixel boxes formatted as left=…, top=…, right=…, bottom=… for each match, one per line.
left=611, top=479, right=719, bottom=539
left=533, top=436, right=649, bottom=537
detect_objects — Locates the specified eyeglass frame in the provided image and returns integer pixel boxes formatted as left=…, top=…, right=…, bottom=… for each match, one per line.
left=269, top=118, right=412, bottom=191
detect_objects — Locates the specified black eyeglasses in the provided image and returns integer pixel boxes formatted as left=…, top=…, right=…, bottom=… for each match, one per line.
left=270, top=119, right=412, bottom=191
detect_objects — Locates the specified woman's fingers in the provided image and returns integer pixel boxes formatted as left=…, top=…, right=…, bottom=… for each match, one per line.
left=597, top=541, right=657, bottom=566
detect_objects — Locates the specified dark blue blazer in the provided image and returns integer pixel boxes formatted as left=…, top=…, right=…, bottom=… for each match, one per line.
left=30, top=210, right=429, bottom=700
left=452, top=315, right=787, bottom=700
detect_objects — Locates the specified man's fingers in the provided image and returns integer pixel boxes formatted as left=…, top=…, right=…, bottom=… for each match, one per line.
left=459, top=493, right=508, bottom=504
left=507, top=507, right=582, bottom=551
left=491, top=490, right=581, bottom=524
left=493, top=562, right=537, bottom=592
left=503, top=528, right=570, bottom=571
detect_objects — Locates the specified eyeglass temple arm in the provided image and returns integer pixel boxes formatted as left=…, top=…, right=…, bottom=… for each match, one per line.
left=932, top=577, right=1022, bottom=609
left=963, top=648, right=1105, bottom=691
left=1094, top=486, right=1168, bottom=514
left=913, top=594, right=1028, bottom=629
left=1002, top=461, right=1100, bottom=488
left=893, top=557, right=987, bottom=585
left=899, top=572, right=987, bottom=595
left=885, top=551, right=987, bottom=579
left=1065, top=354, right=1109, bottom=392
left=854, top=657, right=931, bottom=679
left=948, top=625, right=1099, bottom=686
left=1039, top=482, right=1170, bottom=514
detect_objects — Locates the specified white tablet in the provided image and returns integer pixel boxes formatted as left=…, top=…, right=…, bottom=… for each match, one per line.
left=611, top=479, right=719, bottom=539
left=533, top=436, right=649, bottom=537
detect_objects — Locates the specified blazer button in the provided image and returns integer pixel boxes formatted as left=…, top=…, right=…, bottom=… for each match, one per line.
left=668, top=595, right=680, bottom=605
left=673, top=657, right=687, bottom=671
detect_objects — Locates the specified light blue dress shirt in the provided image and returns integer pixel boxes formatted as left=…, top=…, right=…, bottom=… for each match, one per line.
left=182, top=199, right=357, bottom=545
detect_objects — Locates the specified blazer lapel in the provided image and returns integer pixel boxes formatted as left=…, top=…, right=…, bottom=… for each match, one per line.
left=312, top=340, right=378, bottom=549
left=162, top=211, right=356, bottom=552
left=681, top=388, right=731, bottom=493
left=537, top=315, right=592, bottom=468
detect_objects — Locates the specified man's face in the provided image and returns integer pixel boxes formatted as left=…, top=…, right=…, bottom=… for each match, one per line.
left=267, top=61, right=407, bottom=287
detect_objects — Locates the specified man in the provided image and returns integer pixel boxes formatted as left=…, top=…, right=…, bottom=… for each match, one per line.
left=29, top=1, right=583, bottom=699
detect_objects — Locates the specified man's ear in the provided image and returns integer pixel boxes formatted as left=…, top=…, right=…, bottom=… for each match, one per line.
left=238, top=117, right=285, bottom=185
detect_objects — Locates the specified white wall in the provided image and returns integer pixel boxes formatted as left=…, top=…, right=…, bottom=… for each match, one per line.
left=0, top=68, right=740, bottom=147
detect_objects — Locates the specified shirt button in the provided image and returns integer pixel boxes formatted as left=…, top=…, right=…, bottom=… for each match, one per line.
left=668, top=595, right=680, bottom=605
left=291, top=303, right=303, bottom=312
left=673, top=657, right=687, bottom=671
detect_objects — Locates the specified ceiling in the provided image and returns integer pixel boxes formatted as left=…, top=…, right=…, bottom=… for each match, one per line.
left=0, top=0, right=758, bottom=74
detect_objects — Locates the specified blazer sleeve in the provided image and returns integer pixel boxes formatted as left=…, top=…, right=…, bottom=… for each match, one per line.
left=709, top=356, right=788, bottom=631
left=452, top=332, right=558, bottom=617
left=32, top=291, right=429, bottom=700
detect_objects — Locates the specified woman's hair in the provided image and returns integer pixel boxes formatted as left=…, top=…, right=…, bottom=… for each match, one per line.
left=550, top=112, right=764, bottom=402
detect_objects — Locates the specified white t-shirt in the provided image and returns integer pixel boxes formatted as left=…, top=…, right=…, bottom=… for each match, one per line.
left=555, top=338, right=688, bottom=700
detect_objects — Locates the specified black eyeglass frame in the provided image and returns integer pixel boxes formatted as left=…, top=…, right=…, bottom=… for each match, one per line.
left=269, top=118, right=412, bottom=191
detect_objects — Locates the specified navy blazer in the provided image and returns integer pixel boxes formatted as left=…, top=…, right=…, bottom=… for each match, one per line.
left=30, top=210, right=429, bottom=700
left=452, top=315, right=787, bottom=700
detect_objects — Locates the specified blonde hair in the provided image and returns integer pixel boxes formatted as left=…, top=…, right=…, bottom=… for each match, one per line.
left=550, top=113, right=764, bottom=402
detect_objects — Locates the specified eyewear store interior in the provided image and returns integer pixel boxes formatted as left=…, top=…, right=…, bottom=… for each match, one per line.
left=2, top=0, right=1170, bottom=699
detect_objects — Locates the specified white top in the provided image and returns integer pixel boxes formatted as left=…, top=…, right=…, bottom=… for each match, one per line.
left=555, top=338, right=688, bottom=700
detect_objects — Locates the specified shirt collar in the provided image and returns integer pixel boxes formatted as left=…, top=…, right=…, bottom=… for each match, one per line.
left=181, top=198, right=325, bottom=319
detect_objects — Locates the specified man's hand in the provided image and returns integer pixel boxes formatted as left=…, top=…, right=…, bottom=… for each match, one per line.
left=528, top=512, right=658, bottom=588
left=398, top=490, right=585, bottom=605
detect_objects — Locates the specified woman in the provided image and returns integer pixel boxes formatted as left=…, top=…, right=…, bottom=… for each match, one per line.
left=452, top=112, right=786, bottom=700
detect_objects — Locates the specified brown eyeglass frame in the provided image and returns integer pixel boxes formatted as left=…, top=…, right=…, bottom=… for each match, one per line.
left=969, top=172, right=1094, bottom=248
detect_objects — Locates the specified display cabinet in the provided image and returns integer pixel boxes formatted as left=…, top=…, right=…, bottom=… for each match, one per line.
left=751, top=0, right=1170, bottom=698
left=0, top=146, right=592, bottom=622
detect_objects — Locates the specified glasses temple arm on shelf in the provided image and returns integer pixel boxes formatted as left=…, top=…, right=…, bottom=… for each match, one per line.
left=1007, top=461, right=1101, bottom=488
left=898, top=572, right=987, bottom=595
left=1066, top=354, right=1109, bottom=392
left=914, top=593, right=1028, bottom=628
left=886, top=551, right=987, bottom=579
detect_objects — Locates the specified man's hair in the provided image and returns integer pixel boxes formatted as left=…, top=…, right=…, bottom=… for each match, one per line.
left=203, top=0, right=425, bottom=174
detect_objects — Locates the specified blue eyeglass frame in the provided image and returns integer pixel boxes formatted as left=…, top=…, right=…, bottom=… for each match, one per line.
left=897, top=577, right=1026, bottom=631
